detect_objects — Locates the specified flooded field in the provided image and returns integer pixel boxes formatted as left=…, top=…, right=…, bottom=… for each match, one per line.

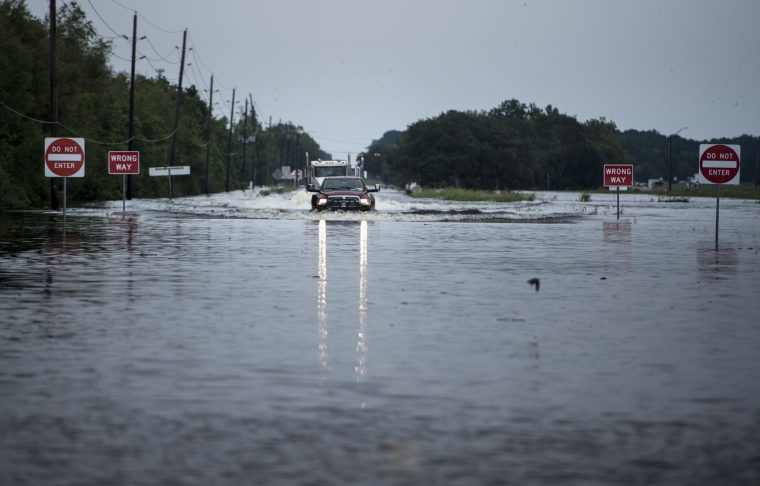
left=1, top=189, right=759, bottom=485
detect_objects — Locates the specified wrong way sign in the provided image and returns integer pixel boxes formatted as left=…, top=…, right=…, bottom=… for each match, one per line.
left=108, top=151, right=140, bottom=174
left=44, top=137, right=85, bottom=177
left=699, top=144, right=740, bottom=185
left=603, top=164, right=633, bottom=189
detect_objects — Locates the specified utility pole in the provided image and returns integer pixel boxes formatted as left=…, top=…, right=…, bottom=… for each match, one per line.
left=667, top=134, right=673, bottom=192
left=204, top=74, right=214, bottom=195
left=169, top=29, right=187, bottom=167
left=49, top=0, right=59, bottom=210
left=225, top=87, right=236, bottom=192
left=126, top=12, right=137, bottom=200
left=239, top=97, right=248, bottom=180
left=249, top=94, right=257, bottom=187
left=294, top=130, right=301, bottom=186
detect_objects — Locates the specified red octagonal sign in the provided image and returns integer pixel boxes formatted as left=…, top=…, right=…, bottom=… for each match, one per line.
left=699, top=144, right=740, bottom=185
left=44, top=137, right=85, bottom=177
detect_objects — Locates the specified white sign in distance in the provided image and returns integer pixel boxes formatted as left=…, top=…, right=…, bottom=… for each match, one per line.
left=149, top=166, right=191, bottom=176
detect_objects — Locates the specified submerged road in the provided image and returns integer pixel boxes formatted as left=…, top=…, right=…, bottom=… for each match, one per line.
left=1, top=191, right=759, bottom=485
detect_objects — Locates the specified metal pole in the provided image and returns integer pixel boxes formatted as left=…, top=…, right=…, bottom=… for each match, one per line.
left=616, top=186, right=620, bottom=220
left=63, top=177, right=67, bottom=230
left=169, top=168, right=173, bottom=200
left=122, top=174, right=126, bottom=212
left=715, top=184, right=720, bottom=250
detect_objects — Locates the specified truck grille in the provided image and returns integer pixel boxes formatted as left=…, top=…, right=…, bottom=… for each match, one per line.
left=327, top=195, right=361, bottom=210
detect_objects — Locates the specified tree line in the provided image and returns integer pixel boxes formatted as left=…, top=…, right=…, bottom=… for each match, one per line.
left=0, top=1, right=328, bottom=209
left=366, top=100, right=760, bottom=190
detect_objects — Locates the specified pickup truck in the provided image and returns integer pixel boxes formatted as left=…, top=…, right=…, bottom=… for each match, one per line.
left=307, top=176, right=379, bottom=211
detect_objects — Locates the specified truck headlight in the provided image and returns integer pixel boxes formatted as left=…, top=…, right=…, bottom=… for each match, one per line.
left=317, top=198, right=327, bottom=206
left=360, top=197, right=370, bottom=206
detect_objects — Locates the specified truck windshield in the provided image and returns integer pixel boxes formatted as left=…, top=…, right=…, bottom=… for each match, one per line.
left=314, top=166, right=346, bottom=178
left=322, top=179, right=365, bottom=191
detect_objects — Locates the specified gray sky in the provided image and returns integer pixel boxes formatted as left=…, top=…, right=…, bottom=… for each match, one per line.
left=27, top=0, right=760, bottom=158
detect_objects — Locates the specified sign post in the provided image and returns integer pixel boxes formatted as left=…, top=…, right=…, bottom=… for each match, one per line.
left=108, top=151, right=140, bottom=212
left=603, top=164, right=633, bottom=219
left=45, top=137, right=85, bottom=228
left=148, top=166, right=191, bottom=199
left=698, top=144, right=740, bottom=249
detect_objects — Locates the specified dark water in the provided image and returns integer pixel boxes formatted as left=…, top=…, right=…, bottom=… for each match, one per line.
left=1, top=205, right=759, bottom=485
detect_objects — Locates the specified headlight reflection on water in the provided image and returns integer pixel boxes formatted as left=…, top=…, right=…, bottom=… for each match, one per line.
left=317, top=220, right=328, bottom=372
left=356, top=220, right=368, bottom=381
left=315, top=220, right=370, bottom=396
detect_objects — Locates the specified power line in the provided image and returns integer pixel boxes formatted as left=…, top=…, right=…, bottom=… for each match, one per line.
left=0, top=101, right=53, bottom=125
left=111, top=51, right=132, bottom=63
left=186, top=32, right=214, bottom=77
left=86, top=0, right=128, bottom=41
left=143, top=36, right=180, bottom=63
left=109, top=0, right=134, bottom=12
left=135, top=10, right=183, bottom=34
left=0, top=101, right=177, bottom=145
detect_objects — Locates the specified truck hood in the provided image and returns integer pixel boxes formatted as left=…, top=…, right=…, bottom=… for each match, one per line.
left=321, top=190, right=367, bottom=196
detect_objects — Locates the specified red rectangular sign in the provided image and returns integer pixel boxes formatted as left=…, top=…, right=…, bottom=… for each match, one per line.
left=603, top=164, right=633, bottom=187
left=108, top=151, right=140, bottom=174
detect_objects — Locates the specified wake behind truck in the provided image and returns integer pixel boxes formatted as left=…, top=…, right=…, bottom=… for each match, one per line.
left=307, top=159, right=364, bottom=189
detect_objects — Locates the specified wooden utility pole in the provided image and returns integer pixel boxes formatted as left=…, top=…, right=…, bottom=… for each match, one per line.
left=49, top=0, right=59, bottom=210
left=169, top=29, right=187, bottom=167
left=126, top=12, right=137, bottom=199
left=204, top=74, right=214, bottom=195
left=239, top=97, right=248, bottom=180
left=249, top=94, right=257, bottom=187
left=225, top=87, right=236, bottom=192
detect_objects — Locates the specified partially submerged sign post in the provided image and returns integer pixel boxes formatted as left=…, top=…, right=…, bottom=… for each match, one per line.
left=603, top=164, right=633, bottom=219
left=698, top=144, right=740, bottom=249
left=108, top=151, right=140, bottom=212
left=149, top=165, right=191, bottom=199
left=44, top=137, right=85, bottom=228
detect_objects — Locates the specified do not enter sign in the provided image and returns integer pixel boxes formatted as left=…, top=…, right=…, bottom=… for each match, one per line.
left=699, top=144, right=740, bottom=185
left=45, top=137, right=85, bottom=177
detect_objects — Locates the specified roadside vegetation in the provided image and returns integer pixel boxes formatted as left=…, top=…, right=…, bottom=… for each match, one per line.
left=410, top=187, right=534, bottom=202
left=660, top=184, right=760, bottom=200
left=366, top=106, right=760, bottom=196
left=589, top=184, right=760, bottom=200
left=0, top=2, right=328, bottom=209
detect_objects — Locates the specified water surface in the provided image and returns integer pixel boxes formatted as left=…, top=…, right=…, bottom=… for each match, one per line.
left=1, top=191, right=759, bottom=485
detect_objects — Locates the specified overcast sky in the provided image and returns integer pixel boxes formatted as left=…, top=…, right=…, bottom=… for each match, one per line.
left=26, top=0, right=760, bottom=158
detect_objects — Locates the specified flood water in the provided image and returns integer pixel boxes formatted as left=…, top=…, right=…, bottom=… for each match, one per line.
left=1, top=190, right=759, bottom=485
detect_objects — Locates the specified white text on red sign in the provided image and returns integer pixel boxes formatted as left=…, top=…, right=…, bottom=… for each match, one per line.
left=698, top=144, right=740, bottom=185
left=45, top=137, right=85, bottom=178
left=603, top=165, right=633, bottom=186
left=108, top=151, right=140, bottom=175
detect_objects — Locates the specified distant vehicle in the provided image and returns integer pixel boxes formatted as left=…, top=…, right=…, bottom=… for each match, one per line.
left=308, top=176, right=379, bottom=211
